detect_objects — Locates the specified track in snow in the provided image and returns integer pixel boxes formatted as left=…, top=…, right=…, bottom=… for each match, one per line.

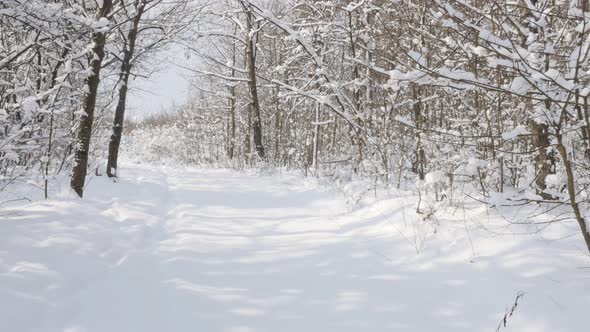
left=1, top=164, right=588, bottom=332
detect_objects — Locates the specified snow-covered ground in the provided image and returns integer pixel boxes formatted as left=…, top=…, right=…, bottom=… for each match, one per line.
left=1, top=163, right=588, bottom=332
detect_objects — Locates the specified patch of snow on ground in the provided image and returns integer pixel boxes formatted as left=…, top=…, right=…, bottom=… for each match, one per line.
left=0, top=163, right=588, bottom=332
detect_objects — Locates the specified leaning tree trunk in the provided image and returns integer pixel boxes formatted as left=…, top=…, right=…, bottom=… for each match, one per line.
left=107, top=1, right=145, bottom=177
left=244, top=6, right=265, bottom=159
left=555, top=131, right=590, bottom=254
left=70, top=0, right=113, bottom=197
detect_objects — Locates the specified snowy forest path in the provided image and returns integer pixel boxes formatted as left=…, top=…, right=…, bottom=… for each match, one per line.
left=1, top=163, right=589, bottom=332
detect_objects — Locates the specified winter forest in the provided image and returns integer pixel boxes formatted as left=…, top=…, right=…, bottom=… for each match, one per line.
left=1, top=0, right=590, bottom=331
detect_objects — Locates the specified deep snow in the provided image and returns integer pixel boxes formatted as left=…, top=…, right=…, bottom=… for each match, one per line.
left=0, top=163, right=588, bottom=332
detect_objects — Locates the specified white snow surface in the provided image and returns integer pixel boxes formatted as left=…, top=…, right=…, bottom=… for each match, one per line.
left=1, top=163, right=589, bottom=332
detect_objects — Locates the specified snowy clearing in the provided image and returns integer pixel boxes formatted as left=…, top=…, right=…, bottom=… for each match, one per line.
left=1, top=163, right=589, bottom=332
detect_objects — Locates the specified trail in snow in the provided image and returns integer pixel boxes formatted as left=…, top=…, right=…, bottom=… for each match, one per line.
left=0, top=163, right=588, bottom=332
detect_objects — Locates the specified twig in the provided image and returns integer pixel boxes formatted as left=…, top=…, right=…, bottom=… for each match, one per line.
left=496, top=291, right=526, bottom=332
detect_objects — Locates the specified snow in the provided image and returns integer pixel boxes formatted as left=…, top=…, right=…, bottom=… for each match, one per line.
left=344, top=1, right=364, bottom=12
left=424, top=170, right=446, bottom=185
left=502, top=125, right=530, bottom=140
left=21, top=97, right=38, bottom=121
left=73, top=109, right=89, bottom=117
left=510, top=77, right=532, bottom=94
left=1, top=163, right=589, bottom=332
left=92, top=17, right=110, bottom=32
left=1, top=150, right=19, bottom=162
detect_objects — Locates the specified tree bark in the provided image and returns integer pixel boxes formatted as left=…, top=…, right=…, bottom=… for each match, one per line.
left=312, top=103, right=320, bottom=169
left=70, top=0, right=113, bottom=197
left=412, top=85, right=425, bottom=180
left=530, top=120, right=555, bottom=199
left=228, top=34, right=237, bottom=160
left=107, top=0, right=145, bottom=177
left=244, top=6, right=265, bottom=159
left=228, top=84, right=236, bottom=159
left=556, top=133, right=590, bottom=254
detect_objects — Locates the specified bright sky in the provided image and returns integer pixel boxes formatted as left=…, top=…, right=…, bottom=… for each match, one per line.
left=127, top=47, right=190, bottom=120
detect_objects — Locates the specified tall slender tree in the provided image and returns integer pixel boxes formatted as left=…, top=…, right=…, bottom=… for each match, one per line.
left=70, top=0, right=113, bottom=197
left=107, top=0, right=147, bottom=177
left=241, top=0, right=265, bottom=159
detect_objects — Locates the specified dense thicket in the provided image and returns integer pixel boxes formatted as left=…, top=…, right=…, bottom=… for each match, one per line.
left=0, top=0, right=190, bottom=197
left=1, top=0, right=99, bottom=197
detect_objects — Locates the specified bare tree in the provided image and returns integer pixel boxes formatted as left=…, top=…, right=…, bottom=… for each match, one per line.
left=71, top=0, right=114, bottom=197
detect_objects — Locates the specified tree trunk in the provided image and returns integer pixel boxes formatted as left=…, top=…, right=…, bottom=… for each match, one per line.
left=245, top=104, right=252, bottom=162
left=312, top=103, right=320, bottom=169
left=530, top=121, right=555, bottom=199
left=228, top=85, right=236, bottom=159
left=556, top=133, right=590, bottom=254
left=228, top=37, right=237, bottom=160
left=70, top=0, right=113, bottom=197
left=244, top=6, right=265, bottom=159
left=412, top=85, right=425, bottom=180
left=107, top=1, right=145, bottom=177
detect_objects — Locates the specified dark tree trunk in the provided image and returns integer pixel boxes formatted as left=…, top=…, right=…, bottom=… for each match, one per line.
left=244, top=6, right=265, bottom=159
left=412, top=85, right=425, bottom=180
left=107, top=1, right=145, bottom=177
left=70, top=0, right=113, bottom=197
left=228, top=36, right=237, bottom=160
left=556, top=133, right=590, bottom=254
left=228, top=86, right=236, bottom=159
left=530, top=121, right=555, bottom=199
